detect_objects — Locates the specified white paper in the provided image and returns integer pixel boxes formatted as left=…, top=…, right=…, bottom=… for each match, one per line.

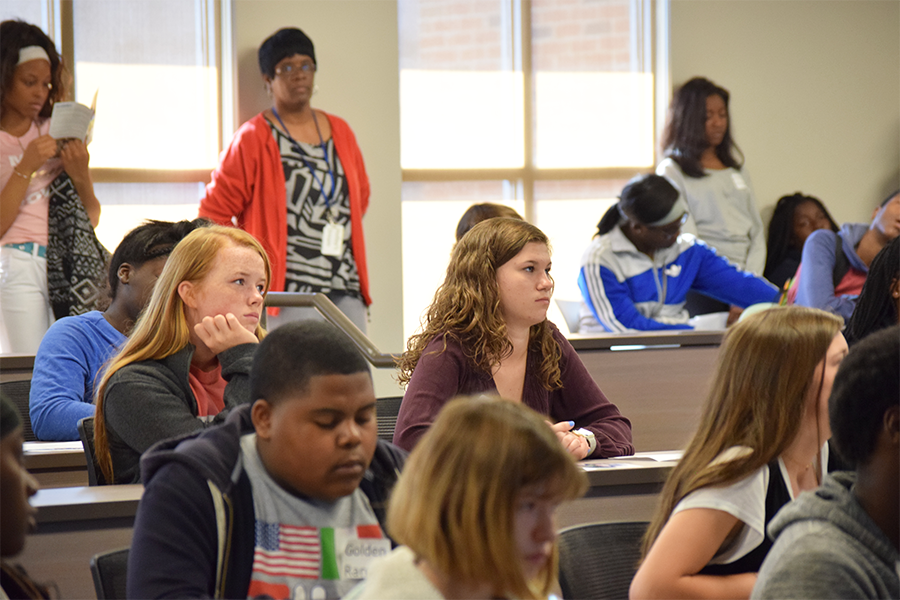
left=48, top=101, right=95, bottom=141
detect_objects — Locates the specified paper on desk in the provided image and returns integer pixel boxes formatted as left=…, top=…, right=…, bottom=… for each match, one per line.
left=23, top=441, right=83, bottom=453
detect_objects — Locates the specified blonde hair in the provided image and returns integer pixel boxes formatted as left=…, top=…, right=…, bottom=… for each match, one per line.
left=640, top=306, right=843, bottom=558
left=387, top=396, right=588, bottom=599
left=94, top=226, right=271, bottom=482
left=397, top=217, right=561, bottom=389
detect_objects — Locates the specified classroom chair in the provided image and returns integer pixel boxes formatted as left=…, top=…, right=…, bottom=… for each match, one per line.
left=376, top=396, right=403, bottom=442
left=77, top=416, right=106, bottom=486
left=0, top=379, right=35, bottom=441
left=557, top=520, right=649, bottom=600
left=90, top=547, right=129, bottom=599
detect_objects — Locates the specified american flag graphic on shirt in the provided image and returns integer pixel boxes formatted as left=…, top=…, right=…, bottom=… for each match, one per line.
left=248, top=522, right=385, bottom=599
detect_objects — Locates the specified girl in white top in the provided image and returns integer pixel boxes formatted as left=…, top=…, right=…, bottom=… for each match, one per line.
left=630, top=306, right=848, bottom=600
left=657, top=77, right=765, bottom=277
left=0, top=20, right=100, bottom=353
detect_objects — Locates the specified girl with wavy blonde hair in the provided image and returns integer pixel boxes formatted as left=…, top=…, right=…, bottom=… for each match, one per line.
left=630, top=306, right=847, bottom=599
left=349, top=396, right=588, bottom=600
left=94, top=225, right=270, bottom=483
left=394, top=217, right=633, bottom=460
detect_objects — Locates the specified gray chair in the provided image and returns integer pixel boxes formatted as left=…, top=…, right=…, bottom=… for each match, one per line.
left=0, top=379, right=35, bottom=441
left=557, top=521, right=649, bottom=600
left=77, top=416, right=106, bottom=486
left=90, top=547, right=129, bottom=600
left=376, top=396, right=403, bottom=442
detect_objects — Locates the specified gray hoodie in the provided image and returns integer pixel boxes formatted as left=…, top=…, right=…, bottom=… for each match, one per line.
left=751, top=471, right=900, bottom=599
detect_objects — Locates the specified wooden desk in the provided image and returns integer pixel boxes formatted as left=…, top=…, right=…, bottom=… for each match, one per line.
left=15, top=452, right=678, bottom=598
left=0, top=353, right=34, bottom=382
left=571, top=331, right=723, bottom=453
left=24, top=441, right=89, bottom=488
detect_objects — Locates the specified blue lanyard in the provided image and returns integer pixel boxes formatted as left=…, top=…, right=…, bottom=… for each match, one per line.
left=271, top=107, right=337, bottom=212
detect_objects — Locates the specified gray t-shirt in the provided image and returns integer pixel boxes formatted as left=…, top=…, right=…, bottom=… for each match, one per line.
left=241, top=433, right=389, bottom=600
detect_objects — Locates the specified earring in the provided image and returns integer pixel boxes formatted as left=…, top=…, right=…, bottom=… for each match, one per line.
left=313, top=84, right=319, bottom=96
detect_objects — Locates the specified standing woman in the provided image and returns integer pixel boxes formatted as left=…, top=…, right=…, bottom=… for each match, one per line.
left=200, top=28, right=371, bottom=332
left=630, top=307, right=847, bottom=600
left=94, top=226, right=270, bottom=484
left=0, top=20, right=102, bottom=353
left=393, top=217, right=633, bottom=459
left=657, top=77, right=763, bottom=314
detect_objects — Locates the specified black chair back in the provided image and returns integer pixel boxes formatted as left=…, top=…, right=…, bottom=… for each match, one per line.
left=90, top=547, right=129, bottom=600
left=376, top=396, right=403, bottom=442
left=557, top=521, right=649, bottom=600
left=0, top=380, right=35, bottom=441
left=77, top=416, right=106, bottom=486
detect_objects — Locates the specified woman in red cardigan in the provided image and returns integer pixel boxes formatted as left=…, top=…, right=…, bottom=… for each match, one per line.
left=200, top=28, right=371, bottom=332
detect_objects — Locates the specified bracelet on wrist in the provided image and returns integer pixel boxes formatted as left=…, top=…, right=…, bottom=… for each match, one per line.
left=11, top=168, right=32, bottom=181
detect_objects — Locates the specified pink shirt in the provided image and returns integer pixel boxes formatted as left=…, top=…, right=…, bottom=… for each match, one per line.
left=0, top=120, right=64, bottom=246
left=188, top=362, right=227, bottom=419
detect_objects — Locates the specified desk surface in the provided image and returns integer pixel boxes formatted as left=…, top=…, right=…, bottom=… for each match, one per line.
left=23, top=441, right=85, bottom=470
left=31, top=451, right=681, bottom=525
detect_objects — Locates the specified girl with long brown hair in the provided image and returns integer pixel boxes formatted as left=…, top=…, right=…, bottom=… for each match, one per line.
left=630, top=306, right=847, bottom=599
left=393, top=217, right=633, bottom=460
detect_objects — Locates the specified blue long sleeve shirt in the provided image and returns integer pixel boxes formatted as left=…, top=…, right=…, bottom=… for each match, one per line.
left=29, top=311, right=125, bottom=440
left=578, top=228, right=778, bottom=332
left=793, top=223, right=868, bottom=322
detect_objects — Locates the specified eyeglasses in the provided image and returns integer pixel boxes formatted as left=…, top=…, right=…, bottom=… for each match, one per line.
left=274, top=62, right=317, bottom=78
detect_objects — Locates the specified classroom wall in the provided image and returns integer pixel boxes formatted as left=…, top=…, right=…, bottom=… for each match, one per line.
left=227, top=0, right=898, bottom=395
left=668, top=0, right=900, bottom=225
left=232, top=0, right=403, bottom=396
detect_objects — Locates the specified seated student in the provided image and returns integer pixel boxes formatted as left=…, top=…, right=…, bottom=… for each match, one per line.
left=455, top=202, right=523, bottom=242
left=763, top=193, right=838, bottom=290
left=630, top=306, right=847, bottom=600
left=790, top=189, right=900, bottom=321
left=0, top=396, right=49, bottom=600
left=127, top=320, right=406, bottom=600
left=844, top=236, right=900, bottom=345
left=348, top=396, right=587, bottom=600
left=394, top=217, right=633, bottom=459
left=578, top=174, right=777, bottom=332
left=94, top=225, right=269, bottom=484
left=752, top=325, right=900, bottom=599
left=29, top=219, right=204, bottom=441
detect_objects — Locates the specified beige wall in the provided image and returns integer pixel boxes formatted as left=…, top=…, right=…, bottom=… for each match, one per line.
left=227, top=0, right=898, bottom=395
left=668, top=0, right=900, bottom=225
left=232, top=0, right=403, bottom=395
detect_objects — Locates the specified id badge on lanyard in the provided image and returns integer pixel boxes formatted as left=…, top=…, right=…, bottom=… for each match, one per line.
left=321, top=221, right=344, bottom=257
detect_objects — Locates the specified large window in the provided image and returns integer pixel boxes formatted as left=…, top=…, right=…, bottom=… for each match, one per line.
left=399, top=0, right=666, bottom=340
left=0, top=0, right=229, bottom=252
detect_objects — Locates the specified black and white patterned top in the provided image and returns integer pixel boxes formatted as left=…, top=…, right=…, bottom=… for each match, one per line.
left=271, top=124, right=361, bottom=298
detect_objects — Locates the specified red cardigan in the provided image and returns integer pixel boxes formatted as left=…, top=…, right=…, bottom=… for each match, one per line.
left=199, top=111, right=371, bottom=305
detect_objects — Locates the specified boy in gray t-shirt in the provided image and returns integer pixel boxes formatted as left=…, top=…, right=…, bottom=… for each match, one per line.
left=127, top=320, right=406, bottom=599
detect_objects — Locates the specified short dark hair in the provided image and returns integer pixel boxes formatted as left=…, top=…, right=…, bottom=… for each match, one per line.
left=108, top=219, right=209, bottom=300
left=596, top=174, right=679, bottom=236
left=879, top=189, right=900, bottom=208
left=829, top=325, right=900, bottom=467
left=258, top=28, right=316, bottom=78
left=250, top=320, right=370, bottom=404
left=455, top=203, right=523, bottom=242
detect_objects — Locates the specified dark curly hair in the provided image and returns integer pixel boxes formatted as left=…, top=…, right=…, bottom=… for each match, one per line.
left=661, top=77, right=743, bottom=178
left=0, top=20, right=67, bottom=120
left=763, top=193, right=838, bottom=281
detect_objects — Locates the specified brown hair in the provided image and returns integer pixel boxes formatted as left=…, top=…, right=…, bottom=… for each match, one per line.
left=396, top=217, right=561, bottom=389
left=94, top=226, right=271, bottom=482
left=640, top=306, right=843, bottom=559
left=388, top=396, right=587, bottom=599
